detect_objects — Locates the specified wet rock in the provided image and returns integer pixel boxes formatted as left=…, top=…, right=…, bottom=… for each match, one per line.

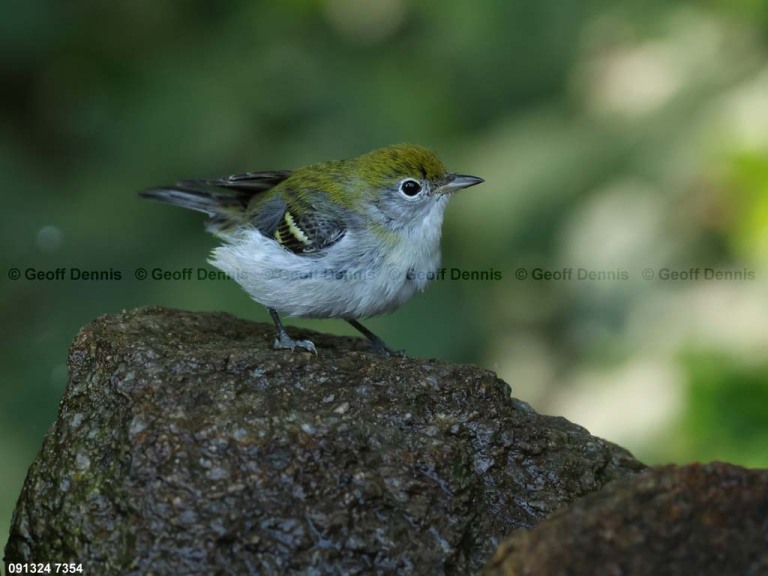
left=484, top=462, right=768, bottom=576
left=4, top=307, right=644, bottom=575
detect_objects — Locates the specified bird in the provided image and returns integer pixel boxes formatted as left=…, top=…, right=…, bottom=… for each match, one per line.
left=140, top=144, right=483, bottom=356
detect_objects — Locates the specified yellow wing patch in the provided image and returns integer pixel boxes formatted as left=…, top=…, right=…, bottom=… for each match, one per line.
left=284, top=211, right=310, bottom=245
left=274, top=210, right=313, bottom=252
left=273, top=208, right=346, bottom=254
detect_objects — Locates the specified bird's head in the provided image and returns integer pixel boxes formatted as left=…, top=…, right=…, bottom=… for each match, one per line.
left=349, top=144, right=483, bottom=231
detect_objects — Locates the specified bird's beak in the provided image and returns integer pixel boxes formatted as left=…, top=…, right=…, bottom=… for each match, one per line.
left=438, top=173, right=485, bottom=194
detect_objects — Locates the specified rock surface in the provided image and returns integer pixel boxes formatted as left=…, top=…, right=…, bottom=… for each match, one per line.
left=484, top=462, right=768, bottom=576
left=4, top=307, right=644, bottom=575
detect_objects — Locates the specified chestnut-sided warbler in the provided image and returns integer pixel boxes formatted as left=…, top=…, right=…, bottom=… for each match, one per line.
left=140, top=144, right=483, bottom=355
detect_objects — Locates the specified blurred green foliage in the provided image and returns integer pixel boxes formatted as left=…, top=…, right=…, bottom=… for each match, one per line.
left=2, top=0, right=767, bottom=541
left=677, top=352, right=768, bottom=468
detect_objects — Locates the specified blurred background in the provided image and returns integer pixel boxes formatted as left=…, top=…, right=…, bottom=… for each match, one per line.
left=2, top=0, right=767, bottom=539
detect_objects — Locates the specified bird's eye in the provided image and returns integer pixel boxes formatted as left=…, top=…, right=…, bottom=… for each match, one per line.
left=400, top=179, right=422, bottom=197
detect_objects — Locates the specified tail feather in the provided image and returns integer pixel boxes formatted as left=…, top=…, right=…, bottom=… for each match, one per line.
left=141, top=170, right=292, bottom=235
left=140, top=170, right=291, bottom=215
left=139, top=187, right=248, bottom=216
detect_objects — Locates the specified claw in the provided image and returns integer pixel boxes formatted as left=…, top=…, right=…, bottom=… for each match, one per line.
left=369, top=340, right=406, bottom=358
left=273, top=334, right=317, bottom=355
left=269, top=307, right=317, bottom=355
left=346, top=319, right=405, bottom=357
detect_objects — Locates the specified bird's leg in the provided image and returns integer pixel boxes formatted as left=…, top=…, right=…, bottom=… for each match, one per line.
left=268, top=308, right=317, bottom=354
left=347, top=319, right=405, bottom=357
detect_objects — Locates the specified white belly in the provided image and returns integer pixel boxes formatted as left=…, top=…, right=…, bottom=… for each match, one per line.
left=209, top=226, right=442, bottom=319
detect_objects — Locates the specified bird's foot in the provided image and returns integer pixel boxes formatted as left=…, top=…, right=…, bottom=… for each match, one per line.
left=369, top=340, right=406, bottom=358
left=273, top=333, right=317, bottom=355
left=345, top=319, right=406, bottom=357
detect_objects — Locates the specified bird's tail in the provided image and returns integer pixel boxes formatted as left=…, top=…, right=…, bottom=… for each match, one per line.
left=140, top=171, right=292, bottom=234
left=139, top=187, right=250, bottom=215
left=139, top=187, right=254, bottom=236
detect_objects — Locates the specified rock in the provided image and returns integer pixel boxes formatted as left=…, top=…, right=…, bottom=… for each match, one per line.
left=4, top=307, right=644, bottom=575
left=484, top=462, right=768, bottom=576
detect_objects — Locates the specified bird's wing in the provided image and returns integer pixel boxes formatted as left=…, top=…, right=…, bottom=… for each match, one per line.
left=272, top=205, right=347, bottom=254
left=248, top=186, right=347, bottom=255
left=179, top=170, right=293, bottom=193
left=143, top=168, right=347, bottom=253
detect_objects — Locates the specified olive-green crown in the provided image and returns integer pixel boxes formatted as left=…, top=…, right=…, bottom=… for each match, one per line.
left=354, top=143, right=446, bottom=183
